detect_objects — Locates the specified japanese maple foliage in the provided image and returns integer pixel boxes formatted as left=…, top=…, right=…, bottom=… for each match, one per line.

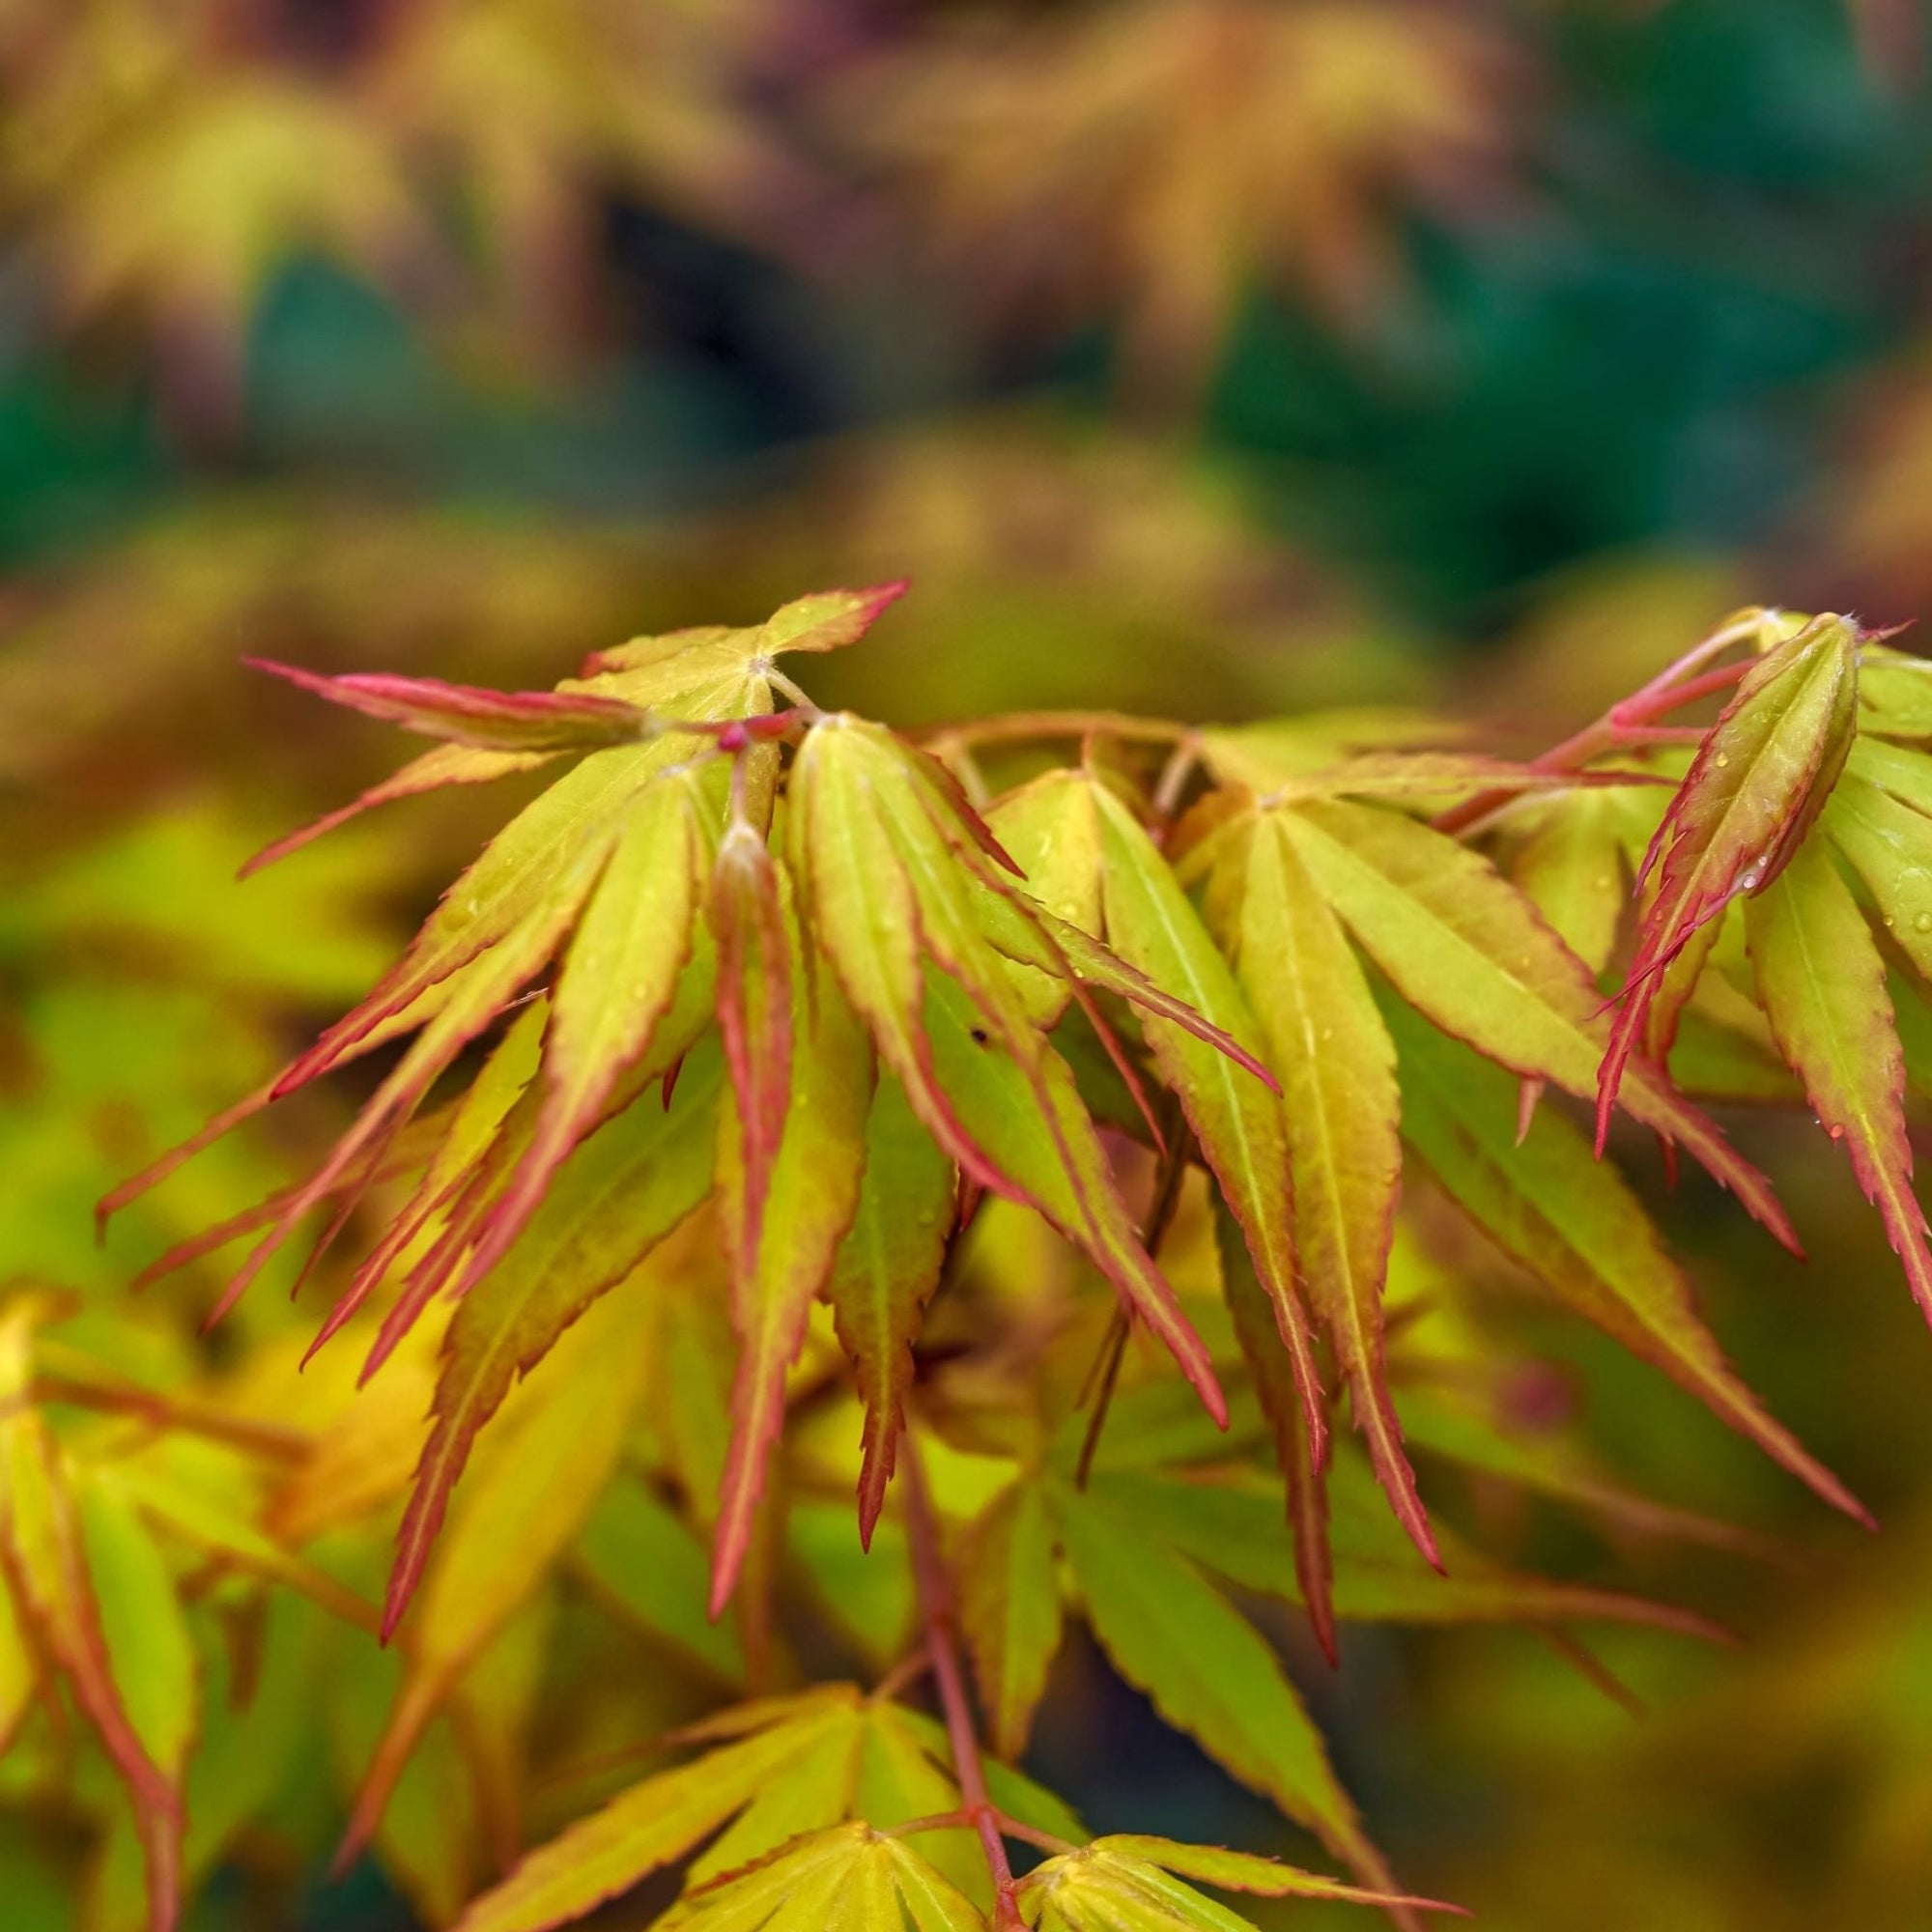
left=59, top=588, right=1932, bottom=1931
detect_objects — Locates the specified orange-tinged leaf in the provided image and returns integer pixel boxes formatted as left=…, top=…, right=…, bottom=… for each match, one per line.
left=987, top=769, right=1106, bottom=1025
left=278, top=672, right=761, bottom=1103
left=450, top=772, right=714, bottom=1305
left=245, top=658, right=651, bottom=753
left=1745, top=838, right=1932, bottom=1324
left=1235, top=812, right=1432, bottom=1570
left=302, top=999, right=548, bottom=1364
left=1599, top=613, right=1861, bottom=1143
left=710, top=963, right=874, bottom=1616
left=923, top=969, right=1225, bottom=1425
left=826, top=1074, right=957, bottom=1545
left=1278, top=796, right=1799, bottom=1251
left=712, top=822, right=795, bottom=1279
left=791, top=717, right=1012, bottom=1200
left=1213, top=1198, right=1336, bottom=1664
left=384, top=1042, right=723, bottom=1641
left=1270, top=752, right=1662, bottom=805
left=1088, top=782, right=1320, bottom=1462
left=958, top=1480, right=1064, bottom=1759
left=212, top=852, right=609, bottom=1328
left=240, top=741, right=558, bottom=878
left=1386, top=996, right=1869, bottom=1526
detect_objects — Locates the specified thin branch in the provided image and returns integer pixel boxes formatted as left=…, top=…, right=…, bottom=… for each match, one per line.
left=901, top=1437, right=1023, bottom=1930
left=922, top=711, right=1192, bottom=753
left=1432, top=611, right=1764, bottom=838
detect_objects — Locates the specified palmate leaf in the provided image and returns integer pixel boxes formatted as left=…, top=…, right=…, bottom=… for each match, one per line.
left=0, top=1299, right=384, bottom=1932
left=711, top=926, right=874, bottom=1615
left=1744, top=838, right=1932, bottom=1323
left=450, top=1688, right=1049, bottom=1932
left=826, top=1074, right=958, bottom=1547
left=245, top=659, right=653, bottom=753
left=659, top=1823, right=983, bottom=1932
left=1230, top=811, right=1426, bottom=1569
left=790, top=717, right=1227, bottom=1426
left=1384, top=998, right=1869, bottom=1525
left=1084, top=781, right=1325, bottom=1484
left=1597, top=613, right=1861, bottom=1144
left=384, top=1042, right=723, bottom=1638
left=1016, top=1837, right=1458, bottom=1932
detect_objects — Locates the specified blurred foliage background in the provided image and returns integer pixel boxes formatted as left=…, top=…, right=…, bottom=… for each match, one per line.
left=7, top=3, right=1932, bottom=1928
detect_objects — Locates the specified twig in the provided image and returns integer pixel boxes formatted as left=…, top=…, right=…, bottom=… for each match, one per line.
left=1432, top=611, right=1765, bottom=838
left=901, top=1439, right=1024, bottom=1929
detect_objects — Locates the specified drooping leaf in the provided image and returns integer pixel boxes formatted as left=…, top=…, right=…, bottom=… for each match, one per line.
left=1275, top=796, right=1798, bottom=1249
left=1087, top=781, right=1323, bottom=1472
left=1744, top=838, right=1932, bottom=1322
left=1232, top=811, right=1428, bottom=1566
left=826, top=1073, right=958, bottom=1545
left=1078, top=1463, right=1725, bottom=1642
left=0, top=1410, right=180, bottom=1931
left=922, top=970, right=1223, bottom=1423
left=1384, top=995, right=1868, bottom=1524
left=1598, top=614, right=1861, bottom=1142
left=711, top=949, right=874, bottom=1617
left=245, top=659, right=652, bottom=753
left=1213, top=1198, right=1336, bottom=1663
left=793, top=718, right=1224, bottom=1422
left=712, top=821, right=797, bottom=1281
left=957, top=1479, right=1064, bottom=1759
left=384, top=1042, right=723, bottom=1639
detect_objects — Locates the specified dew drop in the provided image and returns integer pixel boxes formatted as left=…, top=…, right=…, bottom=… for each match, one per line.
left=1715, top=753, right=1730, bottom=768
left=1829, top=1123, right=1845, bottom=1141
left=1917, top=913, right=1932, bottom=934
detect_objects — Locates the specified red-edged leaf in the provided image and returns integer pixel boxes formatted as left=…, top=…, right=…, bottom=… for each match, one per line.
left=0, top=1413, right=181, bottom=1931
left=444, top=773, right=714, bottom=1307
left=1745, top=838, right=1932, bottom=1323
left=1277, top=795, right=1799, bottom=1253
left=826, top=1075, right=957, bottom=1545
left=247, top=659, right=650, bottom=753
left=712, top=822, right=796, bottom=1281
left=1599, top=613, right=1860, bottom=1145
left=1386, top=994, right=1869, bottom=1526
left=383, top=1044, right=723, bottom=1641
left=1087, top=781, right=1324, bottom=1471
left=1213, top=1198, right=1336, bottom=1664
left=240, top=742, right=558, bottom=878
left=1236, top=813, right=1433, bottom=1574
left=710, top=960, right=873, bottom=1616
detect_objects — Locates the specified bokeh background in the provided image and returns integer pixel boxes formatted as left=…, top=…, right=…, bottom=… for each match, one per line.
left=7, top=3, right=1932, bottom=1928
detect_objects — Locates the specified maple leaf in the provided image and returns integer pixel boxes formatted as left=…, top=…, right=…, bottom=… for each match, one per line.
left=1597, top=613, right=1861, bottom=1146
left=849, top=0, right=1517, bottom=399
left=1015, top=1836, right=1460, bottom=1931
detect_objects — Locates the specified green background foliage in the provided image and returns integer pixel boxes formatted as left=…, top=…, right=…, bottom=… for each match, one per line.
left=7, top=4, right=1932, bottom=1929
